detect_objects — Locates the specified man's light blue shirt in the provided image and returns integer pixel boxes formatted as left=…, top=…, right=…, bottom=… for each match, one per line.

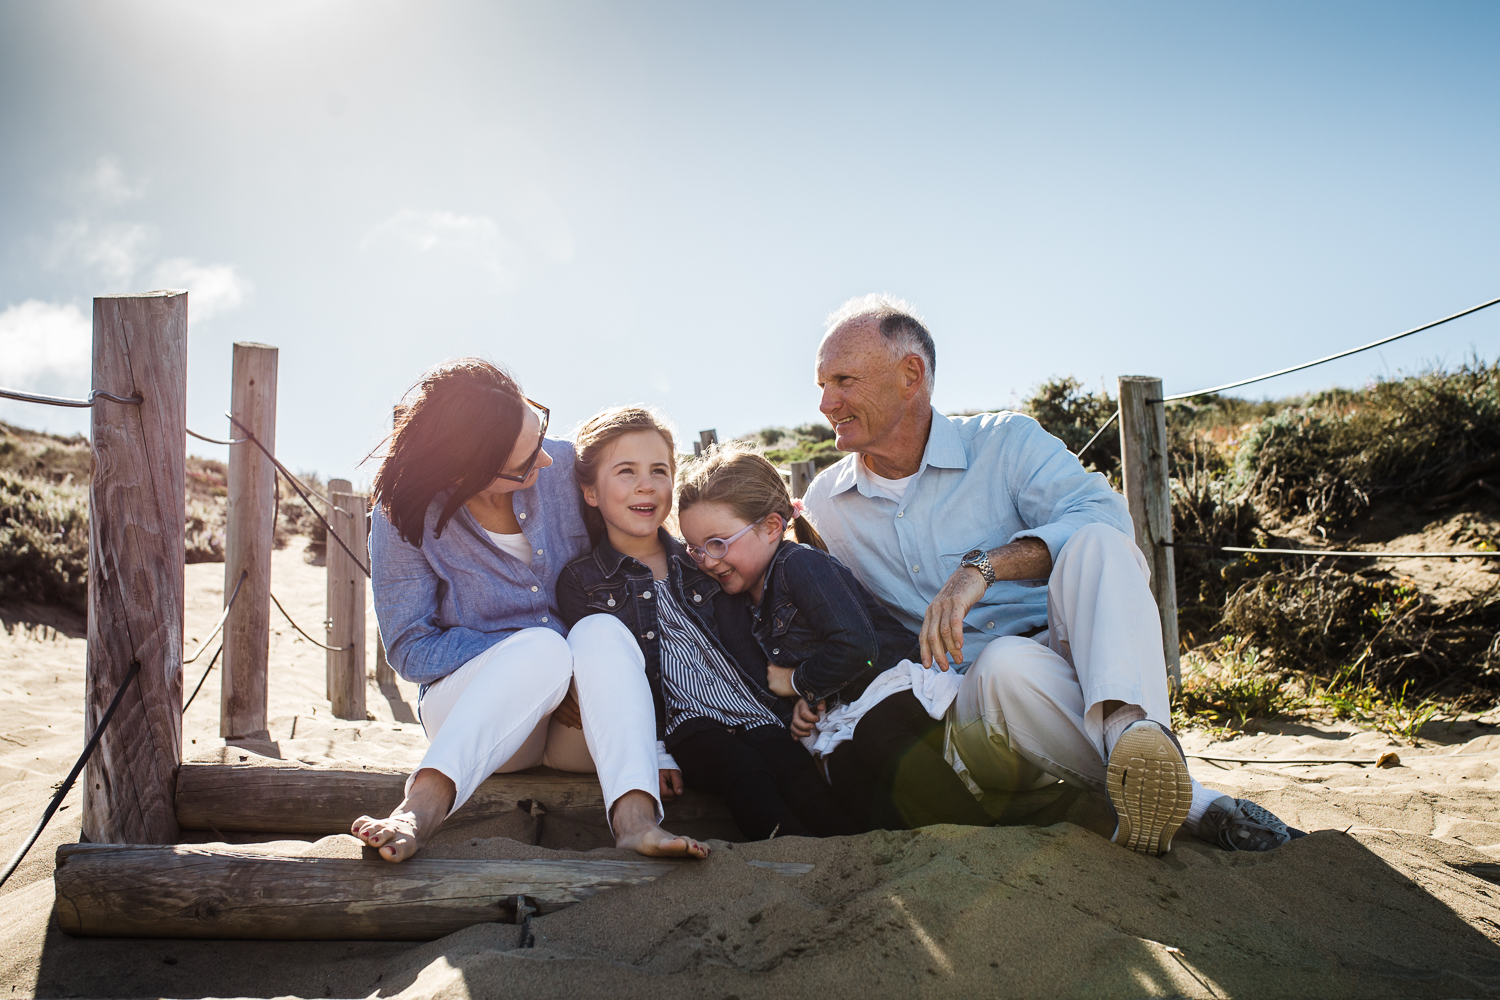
left=802, top=407, right=1132, bottom=670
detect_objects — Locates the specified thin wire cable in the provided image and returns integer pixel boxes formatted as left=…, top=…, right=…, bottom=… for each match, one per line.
left=0, top=387, right=144, bottom=408
left=1157, top=294, right=1500, bottom=402
left=1074, top=409, right=1120, bottom=461
left=187, top=427, right=249, bottom=446
left=270, top=590, right=348, bottom=652
left=1165, top=541, right=1499, bottom=558
left=0, top=657, right=141, bottom=891
left=184, top=569, right=248, bottom=664
left=182, top=642, right=223, bottom=712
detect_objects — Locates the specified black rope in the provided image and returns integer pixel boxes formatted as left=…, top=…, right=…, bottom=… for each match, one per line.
left=0, top=387, right=143, bottom=408
left=271, top=590, right=348, bottom=652
left=0, top=657, right=141, bottom=891
left=183, top=642, right=223, bottom=712
left=1161, top=540, right=1500, bottom=558
left=1074, top=409, right=1120, bottom=461
left=225, top=413, right=333, bottom=505
left=187, top=427, right=248, bottom=446
left=1153, top=294, right=1500, bottom=403
left=184, top=569, right=248, bottom=665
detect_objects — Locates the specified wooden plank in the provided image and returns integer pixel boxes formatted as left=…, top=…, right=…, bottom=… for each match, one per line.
left=84, top=291, right=187, bottom=845
left=222, top=342, right=278, bottom=738
left=1117, top=376, right=1181, bottom=689
left=175, top=762, right=731, bottom=834
left=53, top=843, right=678, bottom=940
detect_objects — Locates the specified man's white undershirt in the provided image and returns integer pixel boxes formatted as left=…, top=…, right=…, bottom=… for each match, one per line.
left=863, top=464, right=918, bottom=504
left=485, top=529, right=534, bottom=567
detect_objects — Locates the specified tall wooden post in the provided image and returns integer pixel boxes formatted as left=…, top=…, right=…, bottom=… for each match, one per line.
left=693, top=429, right=718, bottom=458
left=373, top=407, right=401, bottom=689
left=326, top=483, right=368, bottom=720
left=84, top=291, right=187, bottom=844
left=221, top=343, right=278, bottom=738
left=1118, top=376, right=1181, bottom=690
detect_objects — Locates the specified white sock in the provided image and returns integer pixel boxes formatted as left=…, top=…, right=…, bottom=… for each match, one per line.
left=1186, top=779, right=1227, bottom=829
left=1101, top=703, right=1147, bottom=756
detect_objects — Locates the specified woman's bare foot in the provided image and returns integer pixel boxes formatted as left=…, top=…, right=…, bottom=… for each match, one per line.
left=350, top=768, right=456, bottom=863
left=611, top=789, right=710, bottom=859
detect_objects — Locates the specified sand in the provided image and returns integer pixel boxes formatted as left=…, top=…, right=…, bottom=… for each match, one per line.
left=3, top=542, right=1500, bottom=998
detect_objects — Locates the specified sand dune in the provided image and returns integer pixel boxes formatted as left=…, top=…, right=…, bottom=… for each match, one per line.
left=2, top=542, right=1499, bottom=998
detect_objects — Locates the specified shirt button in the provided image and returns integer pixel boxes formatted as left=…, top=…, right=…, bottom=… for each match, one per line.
left=912, top=565, right=920, bottom=573
left=986, top=622, right=995, bottom=629
left=536, top=548, right=543, bottom=555
left=897, top=511, right=904, bottom=518
left=531, top=585, right=539, bottom=592
left=542, top=616, right=549, bottom=623
left=518, top=513, right=526, bottom=520
left=646, top=631, right=656, bottom=640
left=642, top=590, right=652, bottom=599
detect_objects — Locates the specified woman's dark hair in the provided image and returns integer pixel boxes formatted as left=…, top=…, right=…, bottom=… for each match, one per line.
left=373, top=358, right=528, bottom=547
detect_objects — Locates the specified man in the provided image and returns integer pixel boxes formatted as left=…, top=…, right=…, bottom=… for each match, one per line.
left=801, top=293, right=1297, bottom=854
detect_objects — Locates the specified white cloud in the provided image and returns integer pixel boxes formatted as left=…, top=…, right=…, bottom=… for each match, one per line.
left=82, top=156, right=147, bottom=205
left=151, top=258, right=252, bottom=322
left=363, top=209, right=523, bottom=286
left=0, top=300, right=92, bottom=389
left=50, top=220, right=154, bottom=287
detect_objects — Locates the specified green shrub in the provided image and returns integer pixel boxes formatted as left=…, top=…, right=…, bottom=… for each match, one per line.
left=0, top=470, right=89, bottom=611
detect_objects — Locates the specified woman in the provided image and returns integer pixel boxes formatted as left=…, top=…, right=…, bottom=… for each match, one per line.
left=349, top=359, right=709, bottom=862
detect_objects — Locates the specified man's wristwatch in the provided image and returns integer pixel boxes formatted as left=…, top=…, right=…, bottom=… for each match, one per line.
left=960, top=548, right=997, bottom=587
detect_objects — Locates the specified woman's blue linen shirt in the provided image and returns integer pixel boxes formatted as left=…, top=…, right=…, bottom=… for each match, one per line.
left=369, top=437, right=592, bottom=687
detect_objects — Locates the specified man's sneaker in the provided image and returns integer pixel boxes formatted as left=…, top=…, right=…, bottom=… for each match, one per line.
left=1106, top=720, right=1193, bottom=856
left=1194, top=795, right=1302, bottom=851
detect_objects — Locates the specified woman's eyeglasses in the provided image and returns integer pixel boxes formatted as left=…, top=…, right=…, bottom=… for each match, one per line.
left=492, top=397, right=550, bottom=483
left=685, top=516, right=766, bottom=563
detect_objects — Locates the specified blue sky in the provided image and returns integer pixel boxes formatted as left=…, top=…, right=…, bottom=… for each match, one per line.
left=2, top=1, right=1497, bottom=483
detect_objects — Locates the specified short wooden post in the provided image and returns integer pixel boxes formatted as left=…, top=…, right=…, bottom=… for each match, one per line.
left=1117, top=376, right=1181, bottom=690
left=373, top=407, right=401, bottom=689
left=788, top=459, right=816, bottom=499
left=221, top=343, right=278, bottom=739
left=84, top=291, right=187, bottom=844
left=693, top=429, right=718, bottom=458
left=326, top=484, right=368, bottom=720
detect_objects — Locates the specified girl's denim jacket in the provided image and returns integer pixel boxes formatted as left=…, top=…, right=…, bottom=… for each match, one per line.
left=556, top=528, right=793, bottom=748
left=750, top=540, right=921, bottom=707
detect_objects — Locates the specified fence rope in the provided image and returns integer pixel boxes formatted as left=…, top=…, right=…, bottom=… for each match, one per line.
left=1165, top=540, right=1500, bottom=559
left=184, top=569, right=248, bottom=664
left=0, top=387, right=143, bottom=408
left=270, top=590, right=349, bottom=652
left=187, top=427, right=249, bottom=446
left=182, top=642, right=223, bottom=713
left=0, top=656, right=141, bottom=891
left=1074, top=409, right=1120, bottom=461
left=1155, top=294, right=1500, bottom=403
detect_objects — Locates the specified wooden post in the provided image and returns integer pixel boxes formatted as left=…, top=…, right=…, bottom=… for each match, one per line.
left=373, top=406, right=401, bottom=688
left=788, top=459, right=816, bottom=499
left=693, top=429, right=718, bottom=458
left=221, top=343, right=278, bottom=739
left=326, top=485, right=368, bottom=720
left=1117, top=376, right=1181, bottom=690
left=84, top=291, right=187, bottom=845
left=324, top=478, right=351, bottom=702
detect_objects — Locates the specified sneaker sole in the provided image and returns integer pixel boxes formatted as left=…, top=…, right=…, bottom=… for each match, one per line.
left=1107, top=724, right=1193, bottom=856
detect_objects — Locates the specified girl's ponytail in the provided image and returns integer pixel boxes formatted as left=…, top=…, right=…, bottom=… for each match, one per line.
left=788, top=497, right=829, bottom=552
left=678, top=444, right=827, bottom=552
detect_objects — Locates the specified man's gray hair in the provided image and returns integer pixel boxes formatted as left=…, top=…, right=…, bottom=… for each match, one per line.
left=823, top=293, right=936, bottom=395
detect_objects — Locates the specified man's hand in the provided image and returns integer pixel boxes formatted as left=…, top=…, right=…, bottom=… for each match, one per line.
left=790, top=699, right=824, bottom=739
left=553, top=685, right=582, bottom=729
left=920, top=565, right=987, bottom=671
left=659, top=768, right=684, bottom=801
left=766, top=664, right=797, bottom=698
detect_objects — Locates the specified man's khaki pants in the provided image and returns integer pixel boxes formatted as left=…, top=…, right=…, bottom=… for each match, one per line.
left=948, top=523, right=1173, bottom=795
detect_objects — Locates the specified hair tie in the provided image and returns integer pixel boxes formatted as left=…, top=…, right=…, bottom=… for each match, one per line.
left=789, top=497, right=806, bottom=519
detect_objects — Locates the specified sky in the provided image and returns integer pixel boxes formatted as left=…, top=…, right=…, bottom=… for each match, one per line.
left=1, top=1, right=1498, bottom=484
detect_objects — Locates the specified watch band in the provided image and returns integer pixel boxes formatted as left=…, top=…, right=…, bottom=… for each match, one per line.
left=961, top=548, right=997, bottom=587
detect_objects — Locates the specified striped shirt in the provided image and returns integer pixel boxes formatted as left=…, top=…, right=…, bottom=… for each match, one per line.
left=655, top=584, right=781, bottom=735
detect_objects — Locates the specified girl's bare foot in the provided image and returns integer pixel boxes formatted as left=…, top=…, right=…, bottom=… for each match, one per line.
left=350, top=768, right=456, bottom=863
left=611, top=789, right=710, bottom=859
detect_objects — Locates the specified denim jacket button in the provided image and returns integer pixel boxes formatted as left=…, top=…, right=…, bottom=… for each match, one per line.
left=531, top=585, right=539, bottom=592
left=642, top=591, right=652, bottom=599
left=693, top=593, right=702, bottom=602
left=772, top=648, right=779, bottom=655
left=607, top=598, right=616, bottom=607
left=646, top=631, right=655, bottom=639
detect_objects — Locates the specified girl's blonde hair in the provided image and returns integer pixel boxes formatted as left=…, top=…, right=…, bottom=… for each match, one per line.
left=574, top=406, right=677, bottom=545
left=676, top=443, right=827, bottom=551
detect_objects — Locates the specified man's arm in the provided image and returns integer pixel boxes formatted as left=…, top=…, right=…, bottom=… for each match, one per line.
left=919, top=537, right=1049, bottom=670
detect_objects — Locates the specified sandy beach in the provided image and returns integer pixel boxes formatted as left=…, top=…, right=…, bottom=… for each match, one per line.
left=3, top=541, right=1500, bottom=999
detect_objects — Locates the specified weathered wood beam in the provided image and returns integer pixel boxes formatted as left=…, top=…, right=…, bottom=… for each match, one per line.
left=175, top=762, right=732, bottom=834
left=327, top=488, right=368, bottom=720
left=1117, top=375, right=1181, bottom=690
left=54, top=843, right=678, bottom=940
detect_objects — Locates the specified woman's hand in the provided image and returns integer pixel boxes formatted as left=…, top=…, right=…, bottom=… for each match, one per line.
left=659, top=768, right=684, bottom=801
left=553, top=685, right=582, bottom=729
left=790, top=699, right=824, bottom=739
left=766, top=664, right=797, bottom=698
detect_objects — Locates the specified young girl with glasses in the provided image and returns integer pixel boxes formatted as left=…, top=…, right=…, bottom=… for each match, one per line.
left=557, top=409, right=855, bottom=841
left=677, top=444, right=999, bottom=832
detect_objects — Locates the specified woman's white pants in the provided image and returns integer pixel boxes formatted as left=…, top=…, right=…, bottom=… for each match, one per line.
left=411, top=615, right=661, bottom=828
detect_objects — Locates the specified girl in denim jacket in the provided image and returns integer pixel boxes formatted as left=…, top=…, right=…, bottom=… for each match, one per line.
left=557, top=408, right=854, bottom=841
left=677, top=445, right=995, bottom=831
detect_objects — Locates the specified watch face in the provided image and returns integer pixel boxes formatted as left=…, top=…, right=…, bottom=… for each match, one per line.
left=963, top=549, right=984, bottom=563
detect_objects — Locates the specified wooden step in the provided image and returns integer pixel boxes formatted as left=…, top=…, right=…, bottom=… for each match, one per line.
left=54, top=843, right=680, bottom=940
